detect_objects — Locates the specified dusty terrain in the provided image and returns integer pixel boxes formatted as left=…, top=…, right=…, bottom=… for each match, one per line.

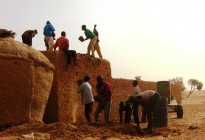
left=0, top=91, right=205, bottom=140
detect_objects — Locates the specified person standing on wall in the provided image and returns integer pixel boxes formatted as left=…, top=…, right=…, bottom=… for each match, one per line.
left=43, top=21, right=55, bottom=50
left=93, top=24, right=103, bottom=58
left=21, top=29, right=38, bottom=46
left=79, top=25, right=97, bottom=57
left=94, top=75, right=112, bottom=123
left=77, top=75, right=94, bottom=122
left=51, top=31, right=77, bottom=65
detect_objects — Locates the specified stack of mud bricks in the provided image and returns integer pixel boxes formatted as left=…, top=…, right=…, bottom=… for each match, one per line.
left=42, top=51, right=181, bottom=123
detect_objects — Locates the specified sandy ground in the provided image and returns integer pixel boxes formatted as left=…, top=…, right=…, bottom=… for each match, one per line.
left=0, top=91, right=205, bottom=140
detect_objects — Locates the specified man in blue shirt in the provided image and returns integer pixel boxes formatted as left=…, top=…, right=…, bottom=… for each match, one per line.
left=43, top=21, right=55, bottom=50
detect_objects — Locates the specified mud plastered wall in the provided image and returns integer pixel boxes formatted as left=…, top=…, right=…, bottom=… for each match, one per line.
left=42, top=51, right=181, bottom=123
left=0, top=40, right=54, bottom=126
left=42, top=51, right=111, bottom=123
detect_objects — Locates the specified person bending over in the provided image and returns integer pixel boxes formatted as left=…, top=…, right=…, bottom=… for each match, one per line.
left=127, top=90, right=161, bottom=133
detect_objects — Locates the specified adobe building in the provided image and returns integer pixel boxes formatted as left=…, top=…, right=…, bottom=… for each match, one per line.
left=42, top=51, right=181, bottom=123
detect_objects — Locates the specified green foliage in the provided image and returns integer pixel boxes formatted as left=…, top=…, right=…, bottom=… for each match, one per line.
left=197, top=82, right=203, bottom=91
left=170, top=77, right=186, bottom=91
left=187, top=79, right=203, bottom=97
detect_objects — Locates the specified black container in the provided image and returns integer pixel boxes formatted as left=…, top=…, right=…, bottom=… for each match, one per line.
left=153, top=97, right=168, bottom=127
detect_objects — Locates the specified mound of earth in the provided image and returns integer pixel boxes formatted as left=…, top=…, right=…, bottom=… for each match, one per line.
left=0, top=91, right=205, bottom=140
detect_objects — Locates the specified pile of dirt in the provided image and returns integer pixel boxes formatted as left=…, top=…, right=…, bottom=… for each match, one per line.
left=0, top=91, right=205, bottom=140
left=0, top=120, right=195, bottom=140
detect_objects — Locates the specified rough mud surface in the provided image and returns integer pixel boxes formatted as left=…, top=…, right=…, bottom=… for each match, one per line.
left=0, top=91, right=205, bottom=140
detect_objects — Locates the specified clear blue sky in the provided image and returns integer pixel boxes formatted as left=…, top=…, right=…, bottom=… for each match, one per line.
left=1, top=0, right=205, bottom=90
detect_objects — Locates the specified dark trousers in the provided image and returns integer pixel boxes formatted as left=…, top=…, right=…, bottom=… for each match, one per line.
left=85, top=102, right=93, bottom=122
left=125, top=105, right=132, bottom=123
left=22, top=36, right=32, bottom=46
left=62, top=48, right=77, bottom=64
left=69, top=50, right=77, bottom=64
left=133, top=105, right=139, bottom=125
left=119, top=106, right=125, bottom=123
left=62, top=48, right=72, bottom=64
left=119, top=104, right=132, bottom=123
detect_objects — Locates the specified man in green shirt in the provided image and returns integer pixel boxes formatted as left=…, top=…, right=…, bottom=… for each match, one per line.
left=80, top=25, right=97, bottom=57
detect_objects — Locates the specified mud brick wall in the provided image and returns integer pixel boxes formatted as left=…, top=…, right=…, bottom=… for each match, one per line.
left=42, top=51, right=181, bottom=123
left=110, top=79, right=157, bottom=121
left=0, top=41, right=54, bottom=127
left=42, top=51, right=112, bottom=123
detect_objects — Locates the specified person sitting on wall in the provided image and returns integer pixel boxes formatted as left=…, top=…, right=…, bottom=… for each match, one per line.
left=126, top=90, right=161, bottom=134
left=51, top=31, right=77, bottom=66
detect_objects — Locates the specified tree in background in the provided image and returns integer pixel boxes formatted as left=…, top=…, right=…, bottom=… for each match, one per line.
left=170, top=77, right=186, bottom=91
left=187, top=79, right=203, bottom=97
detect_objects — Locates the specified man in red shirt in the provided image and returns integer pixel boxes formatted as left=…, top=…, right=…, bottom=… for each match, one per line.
left=52, top=31, right=76, bottom=65
left=94, top=75, right=112, bottom=123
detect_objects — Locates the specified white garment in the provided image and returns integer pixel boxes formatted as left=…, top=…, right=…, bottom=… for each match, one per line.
left=77, top=82, right=94, bottom=104
left=133, top=85, right=141, bottom=96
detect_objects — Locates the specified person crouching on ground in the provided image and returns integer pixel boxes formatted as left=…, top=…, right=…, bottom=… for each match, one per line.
left=127, top=90, right=161, bottom=134
left=77, top=75, right=94, bottom=122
